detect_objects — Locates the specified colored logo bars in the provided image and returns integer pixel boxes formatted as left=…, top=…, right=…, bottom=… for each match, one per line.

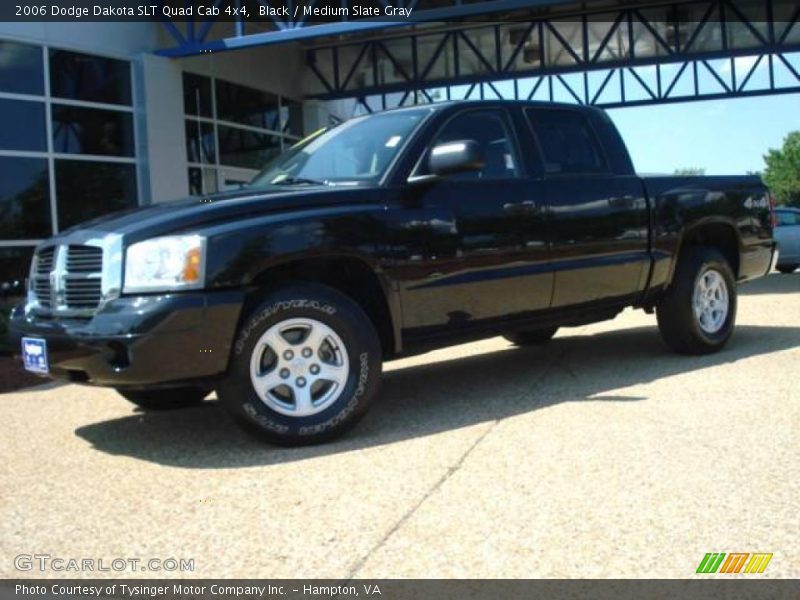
left=696, top=553, right=773, bottom=574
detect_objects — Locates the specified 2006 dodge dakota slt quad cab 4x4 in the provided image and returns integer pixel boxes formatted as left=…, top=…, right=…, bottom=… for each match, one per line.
left=10, top=101, right=777, bottom=445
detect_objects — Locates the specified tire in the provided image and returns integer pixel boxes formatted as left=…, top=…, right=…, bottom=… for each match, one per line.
left=656, top=246, right=737, bottom=355
left=777, top=264, right=798, bottom=274
left=119, top=387, right=210, bottom=411
left=504, top=326, right=558, bottom=346
left=217, top=283, right=382, bottom=446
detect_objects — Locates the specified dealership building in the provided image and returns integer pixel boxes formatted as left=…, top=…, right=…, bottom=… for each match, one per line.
left=0, top=1, right=798, bottom=291
left=0, top=19, right=326, bottom=291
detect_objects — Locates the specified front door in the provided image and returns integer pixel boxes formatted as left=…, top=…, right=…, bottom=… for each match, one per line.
left=399, top=108, right=551, bottom=339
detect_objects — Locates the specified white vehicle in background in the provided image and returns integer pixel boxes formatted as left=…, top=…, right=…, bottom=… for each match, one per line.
left=774, top=207, right=800, bottom=274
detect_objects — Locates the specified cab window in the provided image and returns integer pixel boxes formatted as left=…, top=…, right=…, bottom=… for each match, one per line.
left=421, top=109, right=519, bottom=180
left=776, top=211, right=798, bottom=227
left=526, top=108, right=608, bottom=175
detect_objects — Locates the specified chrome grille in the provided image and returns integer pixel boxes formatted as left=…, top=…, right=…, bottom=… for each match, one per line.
left=29, top=244, right=105, bottom=315
left=64, top=277, right=103, bottom=309
left=66, top=245, right=103, bottom=273
left=31, top=246, right=56, bottom=309
left=31, top=278, right=53, bottom=309
left=36, top=246, right=56, bottom=272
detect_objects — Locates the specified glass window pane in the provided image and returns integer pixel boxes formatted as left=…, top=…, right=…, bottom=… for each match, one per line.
left=280, top=99, right=304, bottom=137
left=52, top=105, right=135, bottom=157
left=188, top=167, right=217, bottom=195
left=251, top=109, right=429, bottom=186
left=55, top=160, right=137, bottom=230
left=202, top=168, right=218, bottom=194
left=185, top=120, right=216, bottom=163
left=183, top=73, right=213, bottom=117
left=219, top=173, right=250, bottom=191
left=188, top=167, right=202, bottom=196
left=0, top=246, right=35, bottom=296
left=525, top=109, right=608, bottom=174
left=0, top=157, right=51, bottom=239
left=49, top=50, right=132, bottom=105
left=0, top=99, right=46, bottom=151
left=215, top=80, right=279, bottom=130
left=426, top=109, right=519, bottom=179
left=218, top=125, right=281, bottom=169
left=0, top=41, right=43, bottom=96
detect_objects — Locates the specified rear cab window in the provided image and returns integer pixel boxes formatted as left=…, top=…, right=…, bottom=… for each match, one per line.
left=524, top=108, right=609, bottom=175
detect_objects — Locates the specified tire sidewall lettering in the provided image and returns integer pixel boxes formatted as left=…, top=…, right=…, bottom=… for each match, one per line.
left=298, top=352, right=369, bottom=436
left=234, top=300, right=337, bottom=356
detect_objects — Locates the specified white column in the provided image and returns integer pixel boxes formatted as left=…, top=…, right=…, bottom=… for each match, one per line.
left=134, top=54, right=189, bottom=204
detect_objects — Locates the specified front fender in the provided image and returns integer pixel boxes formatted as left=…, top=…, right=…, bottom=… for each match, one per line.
left=194, top=205, right=404, bottom=354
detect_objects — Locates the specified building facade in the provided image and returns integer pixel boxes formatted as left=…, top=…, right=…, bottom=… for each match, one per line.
left=0, top=21, right=349, bottom=293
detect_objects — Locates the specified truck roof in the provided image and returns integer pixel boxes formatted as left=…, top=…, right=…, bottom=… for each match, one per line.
left=378, top=99, right=605, bottom=115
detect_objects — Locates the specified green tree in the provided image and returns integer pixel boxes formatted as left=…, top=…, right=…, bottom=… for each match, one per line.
left=763, top=131, right=800, bottom=207
left=673, top=167, right=706, bottom=176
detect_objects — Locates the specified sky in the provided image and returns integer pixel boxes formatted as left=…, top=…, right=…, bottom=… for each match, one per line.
left=607, top=93, right=800, bottom=175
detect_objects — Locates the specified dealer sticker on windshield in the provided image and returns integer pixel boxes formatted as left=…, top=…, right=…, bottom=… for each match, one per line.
left=21, top=337, right=48, bottom=374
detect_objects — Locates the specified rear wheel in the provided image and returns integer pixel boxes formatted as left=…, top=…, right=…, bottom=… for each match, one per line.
left=118, top=387, right=210, bottom=411
left=777, top=264, right=798, bottom=274
left=504, top=326, right=558, bottom=346
left=217, top=283, right=382, bottom=446
left=656, top=247, right=737, bottom=355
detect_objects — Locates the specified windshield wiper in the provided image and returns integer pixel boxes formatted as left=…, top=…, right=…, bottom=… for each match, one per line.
left=271, top=176, right=332, bottom=186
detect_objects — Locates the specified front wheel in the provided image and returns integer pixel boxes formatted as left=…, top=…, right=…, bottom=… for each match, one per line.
left=656, top=247, right=737, bottom=355
left=217, top=283, right=382, bottom=446
left=118, top=387, right=211, bottom=411
left=777, top=264, right=798, bottom=274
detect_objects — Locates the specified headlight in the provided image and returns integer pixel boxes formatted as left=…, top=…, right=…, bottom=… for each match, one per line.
left=123, top=235, right=206, bottom=293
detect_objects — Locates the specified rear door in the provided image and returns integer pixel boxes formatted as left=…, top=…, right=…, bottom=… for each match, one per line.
left=524, top=107, right=649, bottom=307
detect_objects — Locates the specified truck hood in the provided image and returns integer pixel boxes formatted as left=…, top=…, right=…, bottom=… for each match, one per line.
left=55, top=185, right=383, bottom=243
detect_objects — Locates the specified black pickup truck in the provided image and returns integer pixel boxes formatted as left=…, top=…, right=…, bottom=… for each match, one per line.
left=10, top=100, right=777, bottom=445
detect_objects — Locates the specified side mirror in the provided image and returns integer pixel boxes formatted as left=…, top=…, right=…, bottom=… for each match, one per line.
left=428, top=139, right=485, bottom=177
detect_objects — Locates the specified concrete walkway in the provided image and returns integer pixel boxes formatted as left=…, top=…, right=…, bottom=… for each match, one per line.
left=2, top=273, right=798, bottom=579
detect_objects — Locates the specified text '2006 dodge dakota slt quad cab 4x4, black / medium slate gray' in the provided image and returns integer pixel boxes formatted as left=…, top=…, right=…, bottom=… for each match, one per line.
left=10, top=101, right=777, bottom=445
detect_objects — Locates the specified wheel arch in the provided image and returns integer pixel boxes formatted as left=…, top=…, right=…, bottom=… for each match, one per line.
left=668, top=218, right=742, bottom=287
left=245, top=253, right=402, bottom=358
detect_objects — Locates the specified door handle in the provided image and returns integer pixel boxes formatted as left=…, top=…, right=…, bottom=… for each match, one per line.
left=610, top=195, right=637, bottom=209
left=503, top=200, right=537, bottom=214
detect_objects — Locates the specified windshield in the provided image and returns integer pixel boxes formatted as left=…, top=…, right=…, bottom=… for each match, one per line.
left=249, top=108, right=430, bottom=188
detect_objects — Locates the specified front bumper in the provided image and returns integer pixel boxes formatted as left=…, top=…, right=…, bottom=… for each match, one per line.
left=8, top=290, right=244, bottom=389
